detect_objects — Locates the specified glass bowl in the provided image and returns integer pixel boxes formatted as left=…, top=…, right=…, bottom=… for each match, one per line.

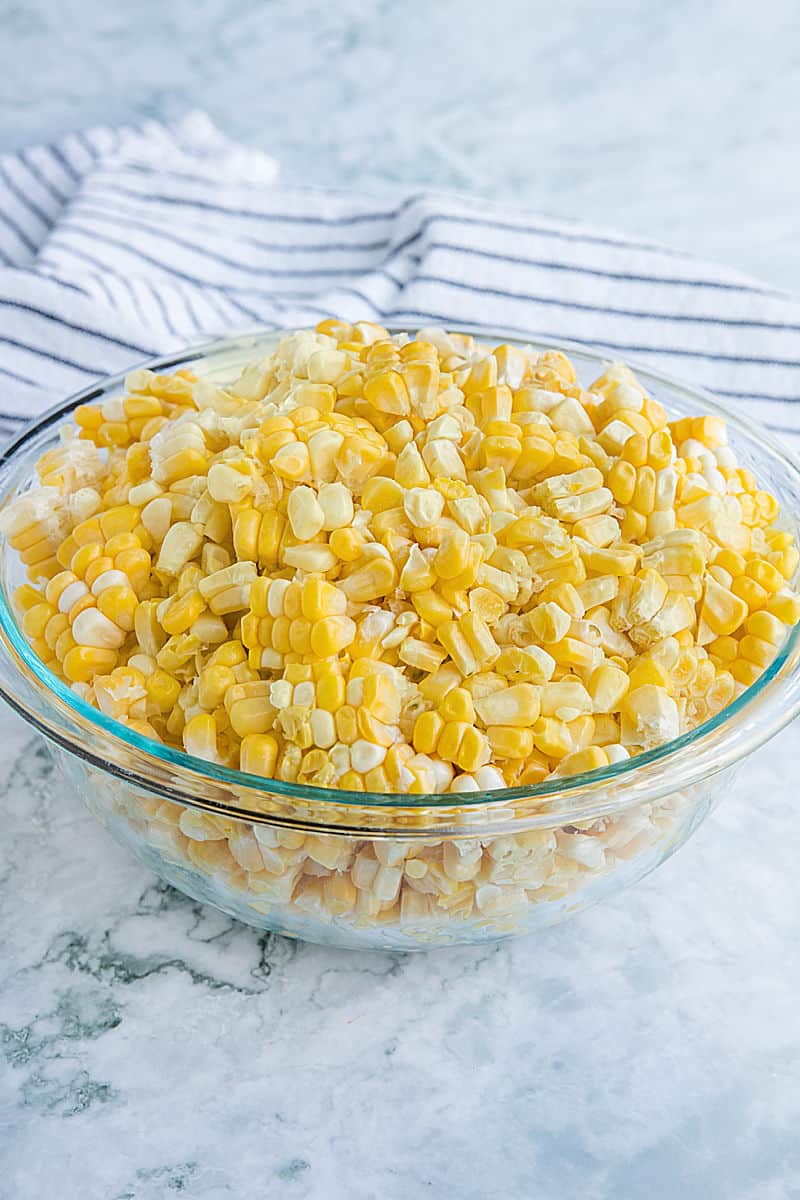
left=1, top=326, right=799, bottom=951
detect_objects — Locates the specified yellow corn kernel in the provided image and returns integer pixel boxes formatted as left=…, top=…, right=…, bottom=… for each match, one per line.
left=486, top=726, right=534, bottom=759
left=532, top=717, right=573, bottom=759
left=156, top=589, right=202, bottom=637
left=697, top=576, right=748, bottom=643
left=412, top=589, right=453, bottom=627
left=207, top=640, right=247, bottom=670
left=197, top=664, right=235, bottom=711
left=183, top=713, right=218, bottom=762
left=539, top=581, right=585, bottom=620
left=396, top=637, right=445, bottom=673
left=44, top=612, right=69, bottom=651
left=745, top=558, right=784, bottom=595
left=327, top=527, right=362, bottom=563
left=440, top=722, right=490, bottom=772
left=97, top=584, right=138, bottom=633
left=14, top=583, right=46, bottom=612
left=715, top=548, right=746, bottom=577
left=98, top=505, right=139, bottom=540
left=574, top=538, right=639, bottom=577
left=310, top=615, right=357, bottom=657
left=146, top=668, right=181, bottom=712
left=470, top=585, right=506, bottom=624
left=620, top=684, right=679, bottom=749
left=359, top=673, right=400, bottom=725
left=4, top=326, right=796, bottom=812
left=552, top=745, right=608, bottom=778
left=83, top=555, right=113, bottom=590
left=474, top=683, right=540, bottom=727
left=364, top=370, right=411, bottom=415
left=607, top=459, right=637, bottom=505
left=362, top=476, right=403, bottom=514
left=397, top=545, right=434, bottom=593
left=55, top=533, right=79, bottom=569
left=239, top=733, right=279, bottom=778
left=765, top=592, right=800, bottom=626
left=707, top=635, right=738, bottom=665
left=591, top=715, right=621, bottom=746
left=731, top=658, right=762, bottom=687
left=22, top=602, right=57, bottom=640
left=54, top=627, right=76, bottom=663
left=62, top=645, right=118, bottom=683
left=439, top=686, right=476, bottom=724
left=434, top=620, right=475, bottom=676
left=316, top=671, right=346, bottom=712
left=745, top=608, right=786, bottom=646
left=540, top=680, right=593, bottom=721
left=413, top=710, right=444, bottom=754
left=340, top=556, right=397, bottom=603
left=731, top=575, right=769, bottom=612
left=156, top=632, right=200, bottom=673
left=433, top=529, right=471, bottom=581
left=769, top=545, right=800, bottom=580
left=459, top=611, right=500, bottom=668
left=300, top=579, right=346, bottom=621
left=229, top=697, right=273, bottom=738
left=516, top=754, right=550, bottom=786
left=355, top=707, right=396, bottom=747
left=68, top=542, right=101, bottom=581
left=575, top=576, right=619, bottom=610
left=588, top=662, right=630, bottom=712
left=551, top=637, right=602, bottom=672
left=71, top=516, right=103, bottom=548
left=528, top=602, right=571, bottom=644
left=75, top=403, right=104, bottom=431
left=256, top=511, right=284, bottom=568
left=135, top=598, right=166, bottom=658
left=627, top=659, right=673, bottom=692
left=572, top=513, right=620, bottom=547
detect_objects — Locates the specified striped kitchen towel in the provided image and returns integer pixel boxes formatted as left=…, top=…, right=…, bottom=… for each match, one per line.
left=1, top=110, right=799, bottom=446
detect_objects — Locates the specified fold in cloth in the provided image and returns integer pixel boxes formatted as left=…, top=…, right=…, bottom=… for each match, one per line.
left=1, top=110, right=798, bottom=446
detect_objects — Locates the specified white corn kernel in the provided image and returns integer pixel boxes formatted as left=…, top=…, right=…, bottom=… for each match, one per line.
left=142, top=496, right=173, bottom=541
left=58, top=580, right=89, bottom=613
left=90, top=569, right=130, bottom=596
left=287, top=486, right=325, bottom=541
left=207, top=462, right=252, bottom=503
left=310, top=709, right=336, bottom=748
left=128, top=480, right=163, bottom=507
left=318, top=482, right=354, bottom=530
left=351, top=740, right=387, bottom=773
left=156, top=521, right=203, bottom=575
left=72, top=608, right=125, bottom=649
left=404, top=487, right=445, bottom=528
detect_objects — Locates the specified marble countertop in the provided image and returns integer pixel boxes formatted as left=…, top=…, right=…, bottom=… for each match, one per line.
left=1, top=2, right=799, bottom=1196
left=2, top=0, right=800, bottom=292
left=2, top=714, right=799, bottom=1198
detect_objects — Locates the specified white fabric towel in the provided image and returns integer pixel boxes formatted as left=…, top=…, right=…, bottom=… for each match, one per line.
left=1, top=111, right=799, bottom=447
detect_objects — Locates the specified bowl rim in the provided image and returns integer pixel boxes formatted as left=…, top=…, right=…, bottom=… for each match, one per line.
left=0, top=321, right=799, bottom=821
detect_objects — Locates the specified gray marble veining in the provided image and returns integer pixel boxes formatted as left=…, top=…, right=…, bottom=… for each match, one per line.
left=2, top=708, right=799, bottom=1197
left=1, top=1, right=800, bottom=1195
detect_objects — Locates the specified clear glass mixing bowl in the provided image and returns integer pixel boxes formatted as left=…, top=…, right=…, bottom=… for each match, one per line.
left=0, top=327, right=798, bottom=950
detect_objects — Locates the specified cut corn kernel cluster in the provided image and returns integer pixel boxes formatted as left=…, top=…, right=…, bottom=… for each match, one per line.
left=4, top=324, right=799, bottom=800
left=92, top=770, right=693, bottom=943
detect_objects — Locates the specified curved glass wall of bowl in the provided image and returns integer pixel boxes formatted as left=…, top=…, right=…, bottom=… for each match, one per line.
left=0, top=328, right=798, bottom=949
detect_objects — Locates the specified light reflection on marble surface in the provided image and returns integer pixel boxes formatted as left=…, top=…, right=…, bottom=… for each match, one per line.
left=1, top=1, right=799, bottom=1194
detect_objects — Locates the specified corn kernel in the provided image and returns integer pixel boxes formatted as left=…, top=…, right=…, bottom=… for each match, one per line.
left=3, top=324, right=795, bottom=814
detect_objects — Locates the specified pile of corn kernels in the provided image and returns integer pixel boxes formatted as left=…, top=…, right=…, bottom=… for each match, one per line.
left=4, top=321, right=799, bottom=797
